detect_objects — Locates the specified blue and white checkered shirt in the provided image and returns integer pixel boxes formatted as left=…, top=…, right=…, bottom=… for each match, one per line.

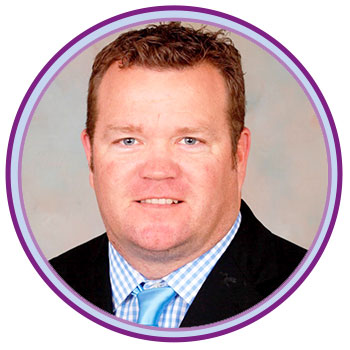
left=109, top=212, right=241, bottom=328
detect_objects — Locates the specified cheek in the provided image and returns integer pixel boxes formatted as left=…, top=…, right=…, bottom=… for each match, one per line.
left=93, top=158, right=124, bottom=194
left=203, top=164, right=237, bottom=208
left=94, top=157, right=151, bottom=199
left=182, top=161, right=224, bottom=206
left=201, top=158, right=234, bottom=188
left=203, top=163, right=219, bottom=186
left=104, top=159, right=119, bottom=177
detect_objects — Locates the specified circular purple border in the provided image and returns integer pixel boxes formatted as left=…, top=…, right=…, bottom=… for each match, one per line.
left=6, top=5, right=342, bottom=342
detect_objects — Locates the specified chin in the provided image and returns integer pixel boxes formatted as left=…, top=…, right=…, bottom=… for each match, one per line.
left=130, top=224, right=189, bottom=253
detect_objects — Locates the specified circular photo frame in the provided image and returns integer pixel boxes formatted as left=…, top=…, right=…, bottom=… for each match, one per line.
left=6, top=5, right=342, bottom=342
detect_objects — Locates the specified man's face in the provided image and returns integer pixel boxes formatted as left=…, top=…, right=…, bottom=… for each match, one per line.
left=82, top=63, right=250, bottom=264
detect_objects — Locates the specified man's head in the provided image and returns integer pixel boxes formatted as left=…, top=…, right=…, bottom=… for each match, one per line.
left=81, top=23, right=250, bottom=277
left=86, top=22, right=245, bottom=159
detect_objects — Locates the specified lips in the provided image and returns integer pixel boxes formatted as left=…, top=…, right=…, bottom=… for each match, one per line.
left=136, top=198, right=183, bottom=205
left=140, top=198, right=179, bottom=204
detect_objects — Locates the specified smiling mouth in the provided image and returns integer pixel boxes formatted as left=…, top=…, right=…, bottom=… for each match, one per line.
left=137, top=198, right=182, bottom=205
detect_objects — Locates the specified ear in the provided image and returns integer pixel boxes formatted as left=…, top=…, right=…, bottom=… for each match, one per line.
left=235, top=127, right=251, bottom=190
left=81, top=129, right=94, bottom=189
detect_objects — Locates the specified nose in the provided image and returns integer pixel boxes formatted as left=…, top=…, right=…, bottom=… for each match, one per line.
left=139, top=144, right=180, bottom=180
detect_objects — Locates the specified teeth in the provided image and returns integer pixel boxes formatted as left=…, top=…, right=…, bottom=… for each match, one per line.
left=140, top=198, right=179, bottom=204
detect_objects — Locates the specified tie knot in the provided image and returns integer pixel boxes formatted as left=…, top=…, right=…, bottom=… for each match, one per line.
left=135, top=284, right=176, bottom=326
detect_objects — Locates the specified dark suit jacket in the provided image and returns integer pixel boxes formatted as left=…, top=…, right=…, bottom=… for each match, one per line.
left=50, top=200, right=306, bottom=327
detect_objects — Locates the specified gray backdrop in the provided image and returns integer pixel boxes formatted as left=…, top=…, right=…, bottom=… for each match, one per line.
left=22, top=23, right=328, bottom=259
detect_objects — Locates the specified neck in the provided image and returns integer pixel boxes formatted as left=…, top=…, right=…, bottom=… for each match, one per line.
left=108, top=233, right=226, bottom=280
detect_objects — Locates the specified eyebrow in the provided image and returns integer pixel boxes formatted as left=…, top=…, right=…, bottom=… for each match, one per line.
left=103, top=125, right=144, bottom=137
left=174, top=126, right=213, bottom=135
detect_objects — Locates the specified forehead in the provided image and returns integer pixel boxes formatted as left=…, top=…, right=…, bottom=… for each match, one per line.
left=95, top=63, right=231, bottom=131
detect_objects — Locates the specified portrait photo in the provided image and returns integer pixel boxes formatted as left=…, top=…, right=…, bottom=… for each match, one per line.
left=10, top=9, right=338, bottom=339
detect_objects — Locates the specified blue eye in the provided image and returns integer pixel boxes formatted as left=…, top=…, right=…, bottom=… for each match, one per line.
left=122, top=138, right=137, bottom=146
left=181, top=137, right=198, bottom=145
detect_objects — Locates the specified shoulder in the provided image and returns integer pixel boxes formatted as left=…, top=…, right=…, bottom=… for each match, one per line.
left=238, top=200, right=306, bottom=259
left=50, top=233, right=108, bottom=266
left=49, top=233, right=113, bottom=313
left=232, top=200, right=307, bottom=295
left=49, top=233, right=109, bottom=286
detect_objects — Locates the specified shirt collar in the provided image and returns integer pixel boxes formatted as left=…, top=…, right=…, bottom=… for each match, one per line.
left=163, top=212, right=241, bottom=304
left=109, top=245, right=145, bottom=306
left=109, top=212, right=241, bottom=307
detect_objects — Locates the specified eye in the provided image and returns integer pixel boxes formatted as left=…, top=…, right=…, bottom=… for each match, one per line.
left=121, top=138, right=138, bottom=146
left=180, top=137, right=199, bottom=145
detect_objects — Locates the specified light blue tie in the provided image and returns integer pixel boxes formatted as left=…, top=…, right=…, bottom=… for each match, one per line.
left=134, top=284, right=176, bottom=326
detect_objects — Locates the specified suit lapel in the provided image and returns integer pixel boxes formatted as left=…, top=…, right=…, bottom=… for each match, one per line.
left=180, top=230, right=262, bottom=327
left=180, top=200, right=263, bottom=327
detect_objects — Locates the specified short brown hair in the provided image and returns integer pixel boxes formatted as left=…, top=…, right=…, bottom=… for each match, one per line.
left=87, top=22, right=245, bottom=153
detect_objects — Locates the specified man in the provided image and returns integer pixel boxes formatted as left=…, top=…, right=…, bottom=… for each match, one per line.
left=50, top=22, right=306, bottom=328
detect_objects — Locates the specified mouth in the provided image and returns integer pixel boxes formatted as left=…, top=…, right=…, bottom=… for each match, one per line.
left=136, top=198, right=183, bottom=205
